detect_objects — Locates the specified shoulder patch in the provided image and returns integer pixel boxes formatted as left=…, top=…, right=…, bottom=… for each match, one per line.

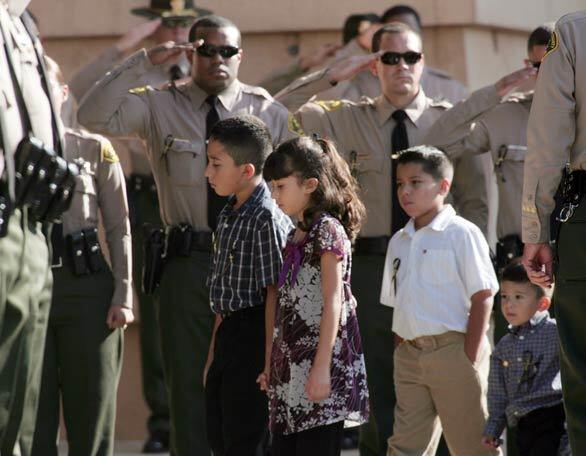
left=128, top=85, right=153, bottom=95
left=543, top=30, right=558, bottom=59
left=315, top=100, right=344, bottom=111
left=101, top=140, right=119, bottom=164
left=288, top=113, right=305, bottom=136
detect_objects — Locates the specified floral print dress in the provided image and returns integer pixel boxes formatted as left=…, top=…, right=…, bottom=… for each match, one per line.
left=268, top=213, right=369, bottom=435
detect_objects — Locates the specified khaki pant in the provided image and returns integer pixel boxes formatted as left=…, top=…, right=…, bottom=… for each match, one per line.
left=388, top=332, right=500, bottom=456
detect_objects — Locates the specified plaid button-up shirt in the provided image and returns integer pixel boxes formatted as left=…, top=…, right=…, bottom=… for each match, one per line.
left=208, top=181, right=293, bottom=314
left=484, top=311, right=563, bottom=438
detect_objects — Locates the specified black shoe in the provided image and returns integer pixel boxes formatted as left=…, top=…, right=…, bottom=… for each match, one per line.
left=143, top=431, right=169, bottom=453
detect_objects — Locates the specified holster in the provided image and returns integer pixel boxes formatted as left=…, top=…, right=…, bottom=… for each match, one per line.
left=496, top=234, right=523, bottom=271
left=82, top=227, right=103, bottom=273
left=142, top=224, right=166, bottom=295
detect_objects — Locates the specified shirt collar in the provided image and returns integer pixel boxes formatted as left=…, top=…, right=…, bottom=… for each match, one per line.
left=508, top=310, right=550, bottom=335
left=375, top=87, right=428, bottom=127
left=225, top=180, right=268, bottom=216
left=398, top=205, right=456, bottom=238
left=188, top=79, right=242, bottom=111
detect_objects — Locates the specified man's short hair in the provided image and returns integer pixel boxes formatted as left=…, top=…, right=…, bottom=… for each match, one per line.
left=501, top=261, right=549, bottom=299
left=381, top=5, right=422, bottom=32
left=188, top=15, right=241, bottom=44
left=527, top=24, right=554, bottom=52
left=371, top=22, right=421, bottom=53
left=209, top=115, right=272, bottom=175
left=342, top=13, right=381, bottom=44
left=396, top=145, right=454, bottom=182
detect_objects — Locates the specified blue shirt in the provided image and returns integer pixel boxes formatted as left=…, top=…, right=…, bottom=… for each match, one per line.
left=484, top=311, right=562, bottom=437
left=208, top=181, right=293, bottom=313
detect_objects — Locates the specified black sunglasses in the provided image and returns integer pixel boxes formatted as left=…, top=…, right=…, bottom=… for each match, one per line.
left=162, top=18, right=194, bottom=29
left=196, top=44, right=240, bottom=59
left=380, top=51, right=423, bottom=66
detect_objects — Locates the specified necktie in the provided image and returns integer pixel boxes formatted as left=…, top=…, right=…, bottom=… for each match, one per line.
left=169, top=64, right=183, bottom=81
left=205, top=95, right=228, bottom=230
left=390, top=109, right=410, bottom=234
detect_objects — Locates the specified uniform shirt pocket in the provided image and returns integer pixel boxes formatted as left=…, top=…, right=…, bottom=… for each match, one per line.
left=420, top=248, right=458, bottom=285
left=163, top=137, right=203, bottom=187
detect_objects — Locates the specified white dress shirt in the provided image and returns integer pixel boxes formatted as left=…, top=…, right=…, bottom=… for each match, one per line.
left=380, top=205, right=499, bottom=340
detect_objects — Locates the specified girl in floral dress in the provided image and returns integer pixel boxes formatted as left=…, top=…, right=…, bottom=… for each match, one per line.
left=257, top=136, right=369, bottom=456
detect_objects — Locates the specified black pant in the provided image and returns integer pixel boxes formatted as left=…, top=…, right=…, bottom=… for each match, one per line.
left=517, top=403, right=566, bottom=456
left=205, top=306, right=268, bottom=456
left=271, top=421, right=344, bottom=456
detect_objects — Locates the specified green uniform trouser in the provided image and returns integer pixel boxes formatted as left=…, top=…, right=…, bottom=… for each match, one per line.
left=354, top=253, right=395, bottom=456
left=31, top=258, right=122, bottom=456
left=130, top=184, right=169, bottom=435
left=158, top=251, right=215, bottom=456
left=0, top=210, right=52, bottom=456
left=555, top=195, right=586, bottom=453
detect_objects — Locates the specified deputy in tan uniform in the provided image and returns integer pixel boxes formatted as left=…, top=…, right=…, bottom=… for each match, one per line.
left=424, top=25, right=550, bottom=256
left=31, top=56, right=133, bottom=456
left=277, top=22, right=489, bottom=456
left=522, top=11, right=586, bottom=454
left=70, top=2, right=211, bottom=451
left=78, top=14, right=291, bottom=455
left=0, top=3, right=58, bottom=455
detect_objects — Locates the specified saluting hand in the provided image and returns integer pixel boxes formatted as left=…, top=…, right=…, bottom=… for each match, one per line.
left=147, top=38, right=204, bottom=66
left=305, top=364, right=331, bottom=402
left=106, top=306, right=135, bottom=330
left=522, top=242, right=554, bottom=288
left=325, top=51, right=384, bottom=85
left=115, top=19, right=162, bottom=54
left=299, top=43, right=341, bottom=72
left=495, top=66, right=538, bottom=98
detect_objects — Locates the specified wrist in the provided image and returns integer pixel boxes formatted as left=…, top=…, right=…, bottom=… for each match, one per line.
left=324, top=68, right=338, bottom=86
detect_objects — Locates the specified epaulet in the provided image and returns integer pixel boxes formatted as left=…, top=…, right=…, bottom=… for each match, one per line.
left=314, top=100, right=345, bottom=111
left=429, top=97, right=452, bottom=110
left=426, top=67, right=455, bottom=80
left=128, top=85, right=154, bottom=95
left=502, top=91, right=533, bottom=104
left=241, top=83, right=274, bottom=100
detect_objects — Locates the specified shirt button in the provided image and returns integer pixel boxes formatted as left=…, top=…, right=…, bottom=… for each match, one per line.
left=530, top=330, right=534, bottom=334
left=517, top=357, right=522, bottom=362
left=519, top=336, right=525, bottom=340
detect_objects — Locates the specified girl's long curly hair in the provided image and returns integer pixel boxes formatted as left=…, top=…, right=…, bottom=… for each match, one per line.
left=263, top=136, right=366, bottom=242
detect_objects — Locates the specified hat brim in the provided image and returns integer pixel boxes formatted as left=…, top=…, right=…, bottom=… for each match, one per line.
left=131, top=7, right=212, bottom=20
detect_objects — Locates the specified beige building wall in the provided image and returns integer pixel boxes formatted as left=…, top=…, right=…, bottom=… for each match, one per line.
left=29, top=0, right=583, bottom=441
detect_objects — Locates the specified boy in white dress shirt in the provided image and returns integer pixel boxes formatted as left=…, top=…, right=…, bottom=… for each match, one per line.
left=380, top=145, right=501, bottom=456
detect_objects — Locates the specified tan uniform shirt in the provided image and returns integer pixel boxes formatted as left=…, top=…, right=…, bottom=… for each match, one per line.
left=0, top=4, right=53, bottom=196
left=424, top=85, right=532, bottom=239
left=77, top=49, right=292, bottom=230
left=63, top=128, right=132, bottom=309
left=523, top=10, right=586, bottom=243
left=277, top=70, right=489, bottom=238
left=72, top=46, right=191, bottom=177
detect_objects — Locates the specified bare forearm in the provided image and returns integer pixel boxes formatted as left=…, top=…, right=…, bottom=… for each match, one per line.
left=314, top=296, right=341, bottom=369
left=264, top=285, right=278, bottom=368
left=207, top=314, right=222, bottom=363
left=465, top=290, right=493, bottom=361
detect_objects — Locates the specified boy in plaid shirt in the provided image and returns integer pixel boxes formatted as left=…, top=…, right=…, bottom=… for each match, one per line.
left=482, top=262, right=568, bottom=455
left=203, top=115, right=293, bottom=455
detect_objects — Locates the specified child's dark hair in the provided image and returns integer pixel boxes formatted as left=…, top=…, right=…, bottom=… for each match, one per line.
left=263, top=136, right=366, bottom=242
left=209, top=115, right=272, bottom=176
left=396, top=145, right=454, bottom=182
left=501, top=261, right=546, bottom=299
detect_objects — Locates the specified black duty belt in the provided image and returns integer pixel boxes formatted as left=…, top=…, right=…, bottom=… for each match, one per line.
left=354, top=236, right=390, bottom=255
left=166, top=224, right=212, bottom=257
left=127, top=173, right=157, bottom=196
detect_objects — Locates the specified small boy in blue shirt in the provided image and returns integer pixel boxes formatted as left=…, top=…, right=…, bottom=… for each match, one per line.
left=482, top=262, right=569, bottom=455
left=203, top=115, right=293, bottom=455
